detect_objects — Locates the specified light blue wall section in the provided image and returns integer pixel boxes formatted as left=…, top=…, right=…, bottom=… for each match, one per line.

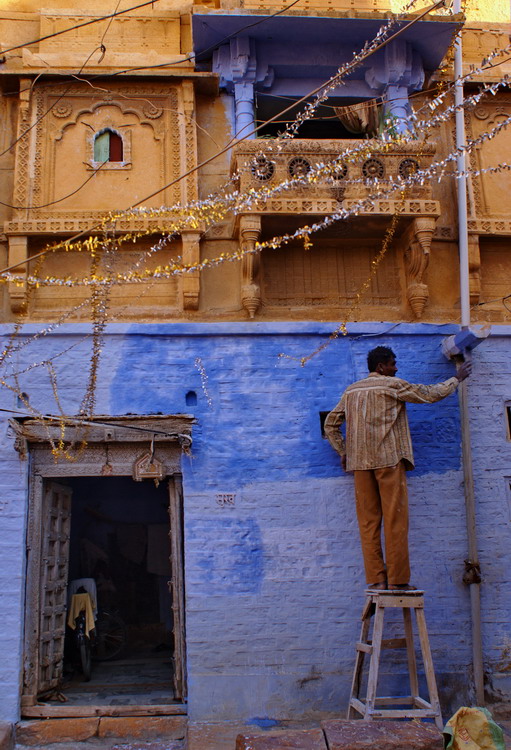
left=0, top=322, right=509, bottom=724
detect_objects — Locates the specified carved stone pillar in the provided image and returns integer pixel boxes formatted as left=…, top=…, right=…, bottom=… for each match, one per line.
left=180, top=80, right=199, bottom=207
left=239, top=215, right=262, bottom=318
left=13, top=78, right=32, bottom=213
left=366, top=40, right=424, bottom=135
left=8, top=235, right=28, bottom=314
left=181, top=231, right=201, bottom=311
left=468, top=234, right=481, bottom=306
left=404, top=217, right=435, bottom=318
left=213, top=38, right=274, bottom=139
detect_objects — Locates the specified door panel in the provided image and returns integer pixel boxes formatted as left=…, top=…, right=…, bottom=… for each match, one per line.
left=168, top=475, right=186, bottom=701
left=38, top=482, right=72, bottom=695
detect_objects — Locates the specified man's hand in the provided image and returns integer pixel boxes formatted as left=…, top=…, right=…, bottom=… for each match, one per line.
left=341, top=454, right=347, bottom=471
left=456, top=360, right=472, bottom=382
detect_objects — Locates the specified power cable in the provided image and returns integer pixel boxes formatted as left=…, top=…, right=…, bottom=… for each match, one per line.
left=0, top=0, right=450, bottom=276
left=0, top=0, right=160, bottom=56
left=0, top=161, right=108, bottom=210
left=0, top=44, right=107, bottom=159
left=1, top=405, right=192, bottom=439
left=0, top=0, right=305, bottom=93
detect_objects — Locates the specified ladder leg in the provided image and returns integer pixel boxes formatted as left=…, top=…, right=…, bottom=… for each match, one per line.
left=415, top=607, right=443, bottom=730
left=347, top=601, right=372, bottom=718
left=365, top=603, right=385, bottom=716
left=403, top=607, right=419, bottom=700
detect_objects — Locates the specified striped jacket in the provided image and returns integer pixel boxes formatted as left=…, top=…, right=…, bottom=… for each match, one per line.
left=324, top=372, right=459, bottom=471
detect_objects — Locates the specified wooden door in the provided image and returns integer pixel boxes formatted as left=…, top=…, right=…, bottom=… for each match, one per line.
left=24, top=480, right=72, bottom=699
left=168, top=475, right=186, bottom=701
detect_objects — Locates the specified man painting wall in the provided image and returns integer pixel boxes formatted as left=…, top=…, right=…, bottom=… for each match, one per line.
left=324, top=346, right=471, bottom=591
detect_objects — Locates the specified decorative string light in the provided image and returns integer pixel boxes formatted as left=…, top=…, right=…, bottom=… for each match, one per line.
left=194, top=357, right=213, bottom=408
left=0, top=24, right=509, bottom=454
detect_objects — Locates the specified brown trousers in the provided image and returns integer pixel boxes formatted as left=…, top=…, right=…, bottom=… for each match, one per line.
left=353, top=461, right=410, bottom=585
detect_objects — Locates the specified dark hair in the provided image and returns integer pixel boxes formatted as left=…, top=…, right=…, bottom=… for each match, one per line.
left=367, top=346, right=396, bottom=372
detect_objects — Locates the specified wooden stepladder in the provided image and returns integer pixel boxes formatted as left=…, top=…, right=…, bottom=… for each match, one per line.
left=347, top=589, right=443, bottom=731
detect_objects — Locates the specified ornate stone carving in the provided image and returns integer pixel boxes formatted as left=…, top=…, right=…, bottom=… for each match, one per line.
left=182, top=81, right=199, bottom=205
left=181, top=230, right=201, bottom=310
left=365, top=40, right=424, bottom=134
left=52, top=104, right=73, bottom=119
left=213, top=37, right=273, bottom=137
left=142, top=104, right=164, bottom=119
left=239, top=215, right=262, bottom=318
left=8, top=82, right=184, bottom=223
left=468, top=234, right=481, bottom=306
left=13, top=78, right=32, bottom=213
left=7, top=235, right=28, bottom=314
left=233, top=139, right=437, bottom=205
left=403, top=216, right=436, bottom=318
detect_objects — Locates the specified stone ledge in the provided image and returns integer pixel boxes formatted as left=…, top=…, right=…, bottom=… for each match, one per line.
left=236, top=727, right=326, bottom=749
left=15, top=718, right=99, bottom=746
left=0, top=722, right=13, bottom=750
left=321, top=720, right=443, bottom=750
left=97, top=715, right=186, bottom=739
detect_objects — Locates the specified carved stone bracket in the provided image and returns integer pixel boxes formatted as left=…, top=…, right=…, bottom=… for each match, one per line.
left=181, top=230, right=201, bottom=311
left=468, top=234, right=481, bottom=306
left=239, top=214, right=262, bottom=318
left=213, top=38, right=274, bottom=138
left=8, top=235, right=28, bottom=314
left=365, top=41, right=424, bottom=135
left=403, top=216, right=436, bottom=318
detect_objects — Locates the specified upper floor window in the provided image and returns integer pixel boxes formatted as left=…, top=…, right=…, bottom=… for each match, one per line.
left=94, top=129, right=124, bottom=162
left=255, top=95, right=381, bottom=139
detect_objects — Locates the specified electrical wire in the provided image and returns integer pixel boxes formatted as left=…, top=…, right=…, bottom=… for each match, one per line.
left=1, top=405, right=192, bottom=439
left=0, top=0, right=161, bottom=56
left=0, top=0, right=450, bottom=277
left=0, top=44, right=108, bottom=159
left=0, top=161, right=108, bottom=210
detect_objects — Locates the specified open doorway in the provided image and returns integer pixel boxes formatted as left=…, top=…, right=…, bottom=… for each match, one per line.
left=58, top=476, right=176, bottom=706
left=17, top=416, right=191, bottom=717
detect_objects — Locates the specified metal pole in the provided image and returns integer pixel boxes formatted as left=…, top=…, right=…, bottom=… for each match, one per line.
left=453, top=0, right=485, bottom=705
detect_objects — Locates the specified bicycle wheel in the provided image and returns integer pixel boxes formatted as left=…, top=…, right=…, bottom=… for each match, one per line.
left=79, top=639, right=92, bottom=681
left=93, top=611, right=126, bottom=661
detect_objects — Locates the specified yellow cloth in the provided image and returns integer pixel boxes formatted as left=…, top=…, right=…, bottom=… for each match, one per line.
left=443, top=707, right=505, bottom=750
left=67, top=592, right=95, bottom=637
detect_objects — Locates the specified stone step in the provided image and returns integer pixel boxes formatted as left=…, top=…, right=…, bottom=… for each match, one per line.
left=15, top=741, right=184, bottom=750
left=14, top=716, right=186, bottom=749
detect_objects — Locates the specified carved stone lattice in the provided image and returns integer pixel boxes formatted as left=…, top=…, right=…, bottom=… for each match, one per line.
left=251, top=156, right=275, bottom=181
left=362, top=157, right=385, bottom=180
left=398, top=158, right=419, bottom=179
left=239, top=215, right=262, bottom=318
left=332, top=164, right=348, bottom=180
left=288, top=157, right=311, bottom=178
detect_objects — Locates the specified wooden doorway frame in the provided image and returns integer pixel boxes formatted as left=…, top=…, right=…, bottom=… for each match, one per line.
left=13, top=415, right=192, bottom=718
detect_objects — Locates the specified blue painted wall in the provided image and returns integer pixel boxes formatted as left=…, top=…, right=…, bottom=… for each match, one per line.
left=0, top=322, right=509, bottom=723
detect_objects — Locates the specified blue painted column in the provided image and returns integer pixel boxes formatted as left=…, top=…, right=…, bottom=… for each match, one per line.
left=213, top=37, right=274, bottom=139
left=366, top=40, right=424, bottom=135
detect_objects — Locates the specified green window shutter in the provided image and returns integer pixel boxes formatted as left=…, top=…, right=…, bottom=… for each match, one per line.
left=94, top=132, right=110, bottom=162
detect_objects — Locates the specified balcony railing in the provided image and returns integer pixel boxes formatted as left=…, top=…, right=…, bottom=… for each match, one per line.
left=231, top=139, right=438, bottom=217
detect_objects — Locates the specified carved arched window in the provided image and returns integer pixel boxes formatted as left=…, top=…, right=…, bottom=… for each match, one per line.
left=94, top=129, right=124, bottom=162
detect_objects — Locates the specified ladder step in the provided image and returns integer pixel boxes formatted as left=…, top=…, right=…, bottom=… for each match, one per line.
left=356, top=642, right=372, bottom=653
left=381, top=637, right=407, bottom=649
left=368, top=708, right=439, bottom=719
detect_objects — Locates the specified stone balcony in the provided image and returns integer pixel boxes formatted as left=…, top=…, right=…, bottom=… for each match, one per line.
left=231, top=139, right=439, bottom=219
left=231, top=139, right=440, bottom=321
